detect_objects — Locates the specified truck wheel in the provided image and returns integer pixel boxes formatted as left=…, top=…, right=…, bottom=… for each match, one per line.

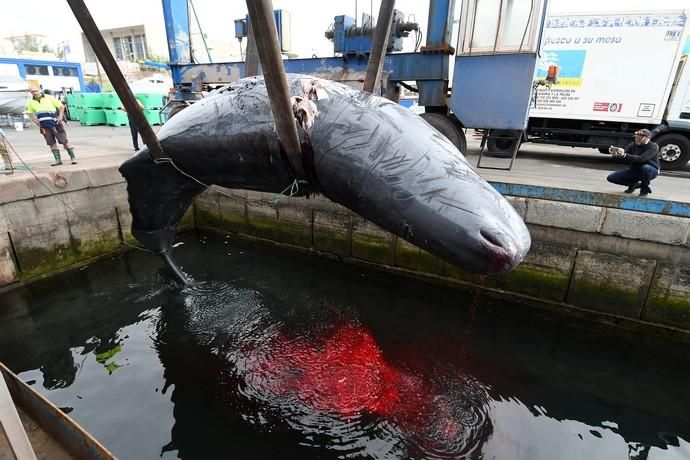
left=655, top=133, right=690, bottom=171
left=420, top=112, right=467, bottom=153
left=487, top=130, right=520, bottom=158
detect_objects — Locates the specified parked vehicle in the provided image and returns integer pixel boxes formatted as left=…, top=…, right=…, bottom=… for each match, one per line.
left=0, top=57, right=85, bottom=95
left=0, top=74, right=28, bottom=115
left=487, top=10, right=690, bottom=170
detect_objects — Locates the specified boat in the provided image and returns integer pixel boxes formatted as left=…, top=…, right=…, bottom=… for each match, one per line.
left=129, top=73, right=172, bottom=95
left=0, top=362, right=116, bottom=459
left=0, top=76, right=28, bottom=115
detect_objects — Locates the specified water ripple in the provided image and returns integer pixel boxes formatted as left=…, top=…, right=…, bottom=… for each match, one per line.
left=403, top=375, right=493, bottom=459
left=168, top=281, right=493, bottom=458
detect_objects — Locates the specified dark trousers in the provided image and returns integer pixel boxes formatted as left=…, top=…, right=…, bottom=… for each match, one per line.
left=607, top=164, right=659, bottom=191
left=128, top=116, right=140, bottom=150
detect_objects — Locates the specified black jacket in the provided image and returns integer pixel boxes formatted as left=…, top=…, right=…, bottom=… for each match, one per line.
left=623, top=141, right=660, bottom=169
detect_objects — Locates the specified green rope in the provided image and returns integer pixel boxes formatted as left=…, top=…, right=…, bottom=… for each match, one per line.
left=268, top=179, right=309, bottom=208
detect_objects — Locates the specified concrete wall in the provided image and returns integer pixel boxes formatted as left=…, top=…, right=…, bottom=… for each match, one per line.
left=0, top=165, right=193, bottom=286
left=2, top=167, right=689, bottom=334
left=194, top=186, right=690, bottom=332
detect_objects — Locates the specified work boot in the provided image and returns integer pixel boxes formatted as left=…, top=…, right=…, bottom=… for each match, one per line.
left=639, top=187, right=652, bottom=197
left=624, top=182, right=640, bottom=193
left=66, top=148, right=77, bottom=165
left=50, top=149, right=62, bottom=166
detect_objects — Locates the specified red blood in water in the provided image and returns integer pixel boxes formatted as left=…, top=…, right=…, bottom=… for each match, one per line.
left=247, top=324, right=417, bottom=416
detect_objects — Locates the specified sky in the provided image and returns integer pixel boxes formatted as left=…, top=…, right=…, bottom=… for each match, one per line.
left=0, top=0, right=688, bottom=63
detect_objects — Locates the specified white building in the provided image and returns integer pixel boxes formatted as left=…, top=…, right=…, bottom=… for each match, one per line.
left=81, top=23, right=169, bottom=66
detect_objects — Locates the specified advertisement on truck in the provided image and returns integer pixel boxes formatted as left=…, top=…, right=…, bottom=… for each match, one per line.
left=531, top=12, right=687, bottom=124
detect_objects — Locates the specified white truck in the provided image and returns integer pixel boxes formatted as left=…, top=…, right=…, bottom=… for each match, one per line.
left=487, top=10, right=690, bottom=170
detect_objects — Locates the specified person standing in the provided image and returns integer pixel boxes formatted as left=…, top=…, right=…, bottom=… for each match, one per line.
left=606, top=129, right=659, bottom=197
left=121, top=98, right=145, bottom=152
left=26, top=87, right=77, bottom=166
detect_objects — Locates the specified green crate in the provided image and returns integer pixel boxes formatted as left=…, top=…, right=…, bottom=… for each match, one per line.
left=66, top=93, right=81, bottom=106
left=105, top=109, right=130, bottom=127
left=135, top=93, right=166, bottom=110
left=67, top=106, right=82, bottom=121
left=101, top=92, right=122, bottom=110
left=81, top=93, right=104, bottom=109
left=144, top=109, right=162, bottom=126
left=80, top=109, right=106, bottom=126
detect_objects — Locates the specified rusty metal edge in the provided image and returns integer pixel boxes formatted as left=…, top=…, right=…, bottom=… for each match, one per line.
left=0, top=363, right=117, bottom=460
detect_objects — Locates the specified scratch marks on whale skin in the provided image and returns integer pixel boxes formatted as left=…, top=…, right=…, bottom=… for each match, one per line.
left=351, top=101, right=404, bottom=135
left=419, top=187, right=450, bottom=200
left=312, top=107, right=388, bottom=171
left=305, top=92, right=485, bottom=215
left=341, top=124, right=385, bottom=155
left=435, top=194, right=482, bottom=217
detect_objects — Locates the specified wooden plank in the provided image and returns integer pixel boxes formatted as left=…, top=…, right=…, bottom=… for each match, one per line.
left=245, top=22, right=260, bottom=77
left=0, top=368, right=36, bottom=460
left=363, top=0, right=396, bottom=94
left=0, top=364, right=116, bottom=460
left=245, top=0, right=306, bottom=181
left=0, top=406, right=73, bottom=460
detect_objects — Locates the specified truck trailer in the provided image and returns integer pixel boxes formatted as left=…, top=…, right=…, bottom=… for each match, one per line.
left=487, top=10, right=690, bottom=170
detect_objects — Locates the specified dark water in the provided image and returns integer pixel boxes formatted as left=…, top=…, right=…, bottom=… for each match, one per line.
left=1, top=231, right=689, bottom=460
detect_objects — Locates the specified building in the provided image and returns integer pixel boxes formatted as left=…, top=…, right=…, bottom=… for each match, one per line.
left=5, top=34, right=51, bottom=54
left=78, top=21, right=171, bottom=81
left=81, top=24, right=168, bottom=65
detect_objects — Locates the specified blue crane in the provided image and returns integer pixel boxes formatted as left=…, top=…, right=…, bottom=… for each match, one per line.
left=161, top=0, right=548, bottom=167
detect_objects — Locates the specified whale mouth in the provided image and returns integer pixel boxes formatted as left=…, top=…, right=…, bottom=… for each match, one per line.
left=479, top=227, right=524, bottom=274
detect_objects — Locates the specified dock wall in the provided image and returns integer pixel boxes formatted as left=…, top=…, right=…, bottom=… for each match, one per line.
left=194, top=185, right=690, bottom=332
left=1, top=164, right=688, bottom=334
